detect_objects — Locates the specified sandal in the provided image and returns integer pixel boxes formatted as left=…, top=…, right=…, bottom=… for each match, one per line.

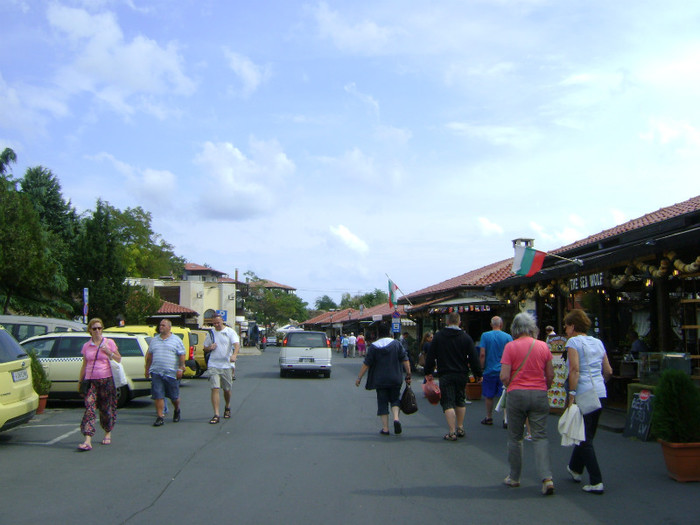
left=443, top=432, right=457, bottom=441
left=480, top=417, right=493, bottom=426
left=101, top=437, right=111, bottom=445
left=77, top=443, right=92, bottom=451
left=456, top=427, right=466, bottom=438
left=223, top=407, right=231, bottom=419
left=209, top=415, right=220, bottom=424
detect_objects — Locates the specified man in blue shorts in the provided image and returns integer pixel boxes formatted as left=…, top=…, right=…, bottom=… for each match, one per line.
left=479, top=316, right=512, bottom=427
left=145, top=319, right=186, bottom=427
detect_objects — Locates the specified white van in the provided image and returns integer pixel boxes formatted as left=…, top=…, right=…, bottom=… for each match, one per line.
left=0, top=315, right=86, bottom=342
left=279, top=330, right=332, bottom=378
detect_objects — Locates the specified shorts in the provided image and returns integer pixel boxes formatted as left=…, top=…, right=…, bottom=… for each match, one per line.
left=482, top=375, right=504, bottom=399
left=375, top=386, right=401, bottom=416
left=438, top=373, right=468, bottom=411
left=209, top=367, right=233, bottom=391
left=151, top=373, right=180, bottom=401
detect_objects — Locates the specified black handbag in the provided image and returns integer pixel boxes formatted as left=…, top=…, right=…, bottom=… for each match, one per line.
left=400, top=385, right=418, bottom=415
left=79, top=380, right=90, bottom=396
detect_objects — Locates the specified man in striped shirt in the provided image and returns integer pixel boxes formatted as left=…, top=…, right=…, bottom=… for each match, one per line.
left=145, top=319, right=186, bottom=427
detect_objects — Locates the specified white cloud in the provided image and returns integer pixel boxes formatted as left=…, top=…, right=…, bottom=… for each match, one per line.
left=344, top=82, right=380, bottom=118
left=224, top=49, right=271, bottom=97
left=477, top=217, right=503, bottom=236
left=313, top=2, right=400, bottom=55
left=48, top=4, right=196, bottom=117
left=446, top=122, right=541, bottom=149
left=194, top=139, right=295, bottom=220
left=329, top=224, right=369, bottom=254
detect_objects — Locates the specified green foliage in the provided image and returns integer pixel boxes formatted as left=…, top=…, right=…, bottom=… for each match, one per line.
left=125, top=286, right=164, bottom=325
left=68, top=200, right=128, bottom=325
left=106, top=204, right=185, bottom=278
left=0, top=148, right=17, bottom=178
left=247, top=286, right=308, bottom=326
left=28, top=350, right=51, bottom=395
left=315, top=295, right=338, bottom=310
left=0, top=181, right=62, bottom=314
left=339, top=288, right=388, bottom=310
left=651, top=369, right=700, bottom=443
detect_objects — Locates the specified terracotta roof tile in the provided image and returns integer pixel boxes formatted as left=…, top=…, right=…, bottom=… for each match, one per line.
left=157, top=301, right=198, bottom=315
left=184, top=263, right=225, bottom=275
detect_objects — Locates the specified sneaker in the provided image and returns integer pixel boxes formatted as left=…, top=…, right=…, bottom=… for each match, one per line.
left=566, top=465, right=582, bottom=482
left=153, top=416, right=164, bottom=427
left=503, top=476, right=520, bottom=487
left=582, top=483, right=604, bottom=494
left=525, top=432, right=532, bottom=441
left=542, top=479, right=554, bottom=496
left=173, top=409, right=181, bottom=423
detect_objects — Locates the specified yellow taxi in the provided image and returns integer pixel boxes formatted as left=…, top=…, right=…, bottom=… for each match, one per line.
left=0, top=327, right=39, bottom=432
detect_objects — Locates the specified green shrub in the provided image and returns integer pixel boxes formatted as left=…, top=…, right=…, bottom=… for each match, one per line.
left=28, top=351, right=51, bottom=395
left=651, top=369, right=700, bottom=443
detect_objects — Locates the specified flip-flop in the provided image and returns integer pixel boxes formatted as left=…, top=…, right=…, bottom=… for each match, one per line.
left=77, top=443, right=92, bottom=451
left=209, top=415, right=220, bottom=424
left=101, top=437, right=111, bottom=445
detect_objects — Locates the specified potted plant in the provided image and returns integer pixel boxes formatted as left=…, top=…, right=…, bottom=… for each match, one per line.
left=651, top=369, right=700, bottom=482
left=28, top=351, right=51, bottom=414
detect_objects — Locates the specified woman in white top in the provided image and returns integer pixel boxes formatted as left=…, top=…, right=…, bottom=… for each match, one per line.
left=564, top=309, right=613, bottom=495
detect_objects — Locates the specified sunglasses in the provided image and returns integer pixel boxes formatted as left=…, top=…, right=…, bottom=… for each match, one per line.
left=91, top=326, right=103, bottom=331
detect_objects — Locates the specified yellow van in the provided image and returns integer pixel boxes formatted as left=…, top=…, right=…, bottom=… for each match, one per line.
left=0, top=327, right=39, bottom=432
left=105, top=325, right=200, bottom=377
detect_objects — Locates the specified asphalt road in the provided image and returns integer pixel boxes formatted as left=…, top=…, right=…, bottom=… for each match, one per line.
left=1, top=348, right=696, bottom=525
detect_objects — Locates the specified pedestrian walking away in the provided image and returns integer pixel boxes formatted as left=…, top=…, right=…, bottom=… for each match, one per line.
left=479, top=316, right=512, bottom=428
left=203, top=314, right=240, bottom=424
left=145, top=319, right=186, bottom=427
left=500, top=313, right=555, bottom=496
left=77, top=318, right=121, bottom=451
left=355, top=324, right=411, bottom=435
left=423, top=311, right=482, bottom=441
left=564, top=309, right=613, bottom=495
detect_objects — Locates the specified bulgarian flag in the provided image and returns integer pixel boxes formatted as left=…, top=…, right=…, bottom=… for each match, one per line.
left=512, top=245, right=546, bottom=277
left=388, top=279, right=399, bottom=307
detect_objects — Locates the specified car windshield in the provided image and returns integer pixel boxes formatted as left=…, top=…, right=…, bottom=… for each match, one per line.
left=286, top=333, right=326, bottom=348
left=0, top=329, right=28, bottom=363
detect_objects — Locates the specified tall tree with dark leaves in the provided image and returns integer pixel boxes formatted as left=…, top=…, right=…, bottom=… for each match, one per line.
left=69, top=200, right=128, bottom=326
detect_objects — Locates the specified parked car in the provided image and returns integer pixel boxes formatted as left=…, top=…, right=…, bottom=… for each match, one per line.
left=0, top=327, right=39, bottom=432
left=266, top=335, right=277, bottom=347
left=105, top=325, right=201, bottom=378
left=0, top=315, right=86, bottom=342
left=279, top=330, right=332, bottom=378
left=20, top=332, right=151, bottom=407
left=188, top=328, right=210, bottom=377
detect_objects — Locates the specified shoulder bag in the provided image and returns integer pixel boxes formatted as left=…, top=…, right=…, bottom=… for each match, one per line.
left=495, top=338, right=536, bottom=412
left=574, top=340, right=601, bottom=415
left=108, top=340, right=128, bottom=388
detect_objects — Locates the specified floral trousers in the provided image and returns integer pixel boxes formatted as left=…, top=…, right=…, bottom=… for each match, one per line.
left=81, top=377, right=118, bottom=436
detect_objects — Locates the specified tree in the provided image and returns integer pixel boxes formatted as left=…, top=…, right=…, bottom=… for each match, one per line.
left=125, top=286, right=164, bottom=325
left=68, top=200, right=128, bottom=325
left=0, top=180, right=64, bottom=314
left=315, top=295, right=338, bottom=310
left=20, top=166, right=78, bottom=240
left=106, top=204, right=185, bottom=278
left=0, top=147, right=17, bottom=177
left=339, top=288, right=388, bottom=310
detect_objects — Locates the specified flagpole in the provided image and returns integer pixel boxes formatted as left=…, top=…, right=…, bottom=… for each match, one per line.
left=386, top=273, right=414, bottom=306
left=543, top=252, right=584, bottom=266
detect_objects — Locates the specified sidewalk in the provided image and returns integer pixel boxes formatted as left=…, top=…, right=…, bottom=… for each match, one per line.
left=598, top=406, right=626, bottom=433
left=239, top=345, right=262, bottom=356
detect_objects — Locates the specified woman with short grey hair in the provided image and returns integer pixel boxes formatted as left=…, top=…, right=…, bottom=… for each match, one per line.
left=500, top=313, right=555, bottom=495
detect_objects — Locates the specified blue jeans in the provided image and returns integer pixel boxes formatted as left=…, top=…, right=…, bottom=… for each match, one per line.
left=506, top=389, right=552, bottom=482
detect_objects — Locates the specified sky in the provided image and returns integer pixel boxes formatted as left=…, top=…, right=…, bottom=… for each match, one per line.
left=3, top=1, right=700, bottom=308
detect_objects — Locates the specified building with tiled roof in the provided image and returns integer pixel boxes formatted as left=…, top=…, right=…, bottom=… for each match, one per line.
left=250, top=279, right=296, bottom=293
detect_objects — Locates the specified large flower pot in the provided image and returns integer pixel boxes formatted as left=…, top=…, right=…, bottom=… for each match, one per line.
left=36, top=394, right=48, bottom=415
left=465, top=382, right=482, bottom=401
left=659, top=439, right=700, bottom=482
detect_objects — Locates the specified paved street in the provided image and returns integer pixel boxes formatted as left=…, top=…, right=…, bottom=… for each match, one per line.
left=1, top=348, right=696, bottom=525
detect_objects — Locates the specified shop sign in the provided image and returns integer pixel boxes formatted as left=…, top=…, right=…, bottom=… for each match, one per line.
left=569, top=272, right=605, bottom=291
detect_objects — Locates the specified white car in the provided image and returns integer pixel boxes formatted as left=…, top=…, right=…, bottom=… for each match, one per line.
left=279, top=331, right=332, bottom=378
left=20, top=332, right=151, bottom=407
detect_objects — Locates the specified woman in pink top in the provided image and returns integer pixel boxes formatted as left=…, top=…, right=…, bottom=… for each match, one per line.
left=356, top=334, right=366, bottom=357
left=77, top=318, right=122, bottom=451
left=500, top=313, right=554, bottom=495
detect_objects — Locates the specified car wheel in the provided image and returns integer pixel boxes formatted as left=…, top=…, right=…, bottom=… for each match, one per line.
left=280, top=369, right=286, bottom=378
left=116, top=386, right=131, bottom=408
left=194, top=363, right=205, bottom=378
left=324, top=370, right=331, bottom=378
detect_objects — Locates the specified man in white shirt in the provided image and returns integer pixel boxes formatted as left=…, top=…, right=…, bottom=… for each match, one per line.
left=348, top=333, right=357, bottom=358
left=203, top=314, right=240, bottom=424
